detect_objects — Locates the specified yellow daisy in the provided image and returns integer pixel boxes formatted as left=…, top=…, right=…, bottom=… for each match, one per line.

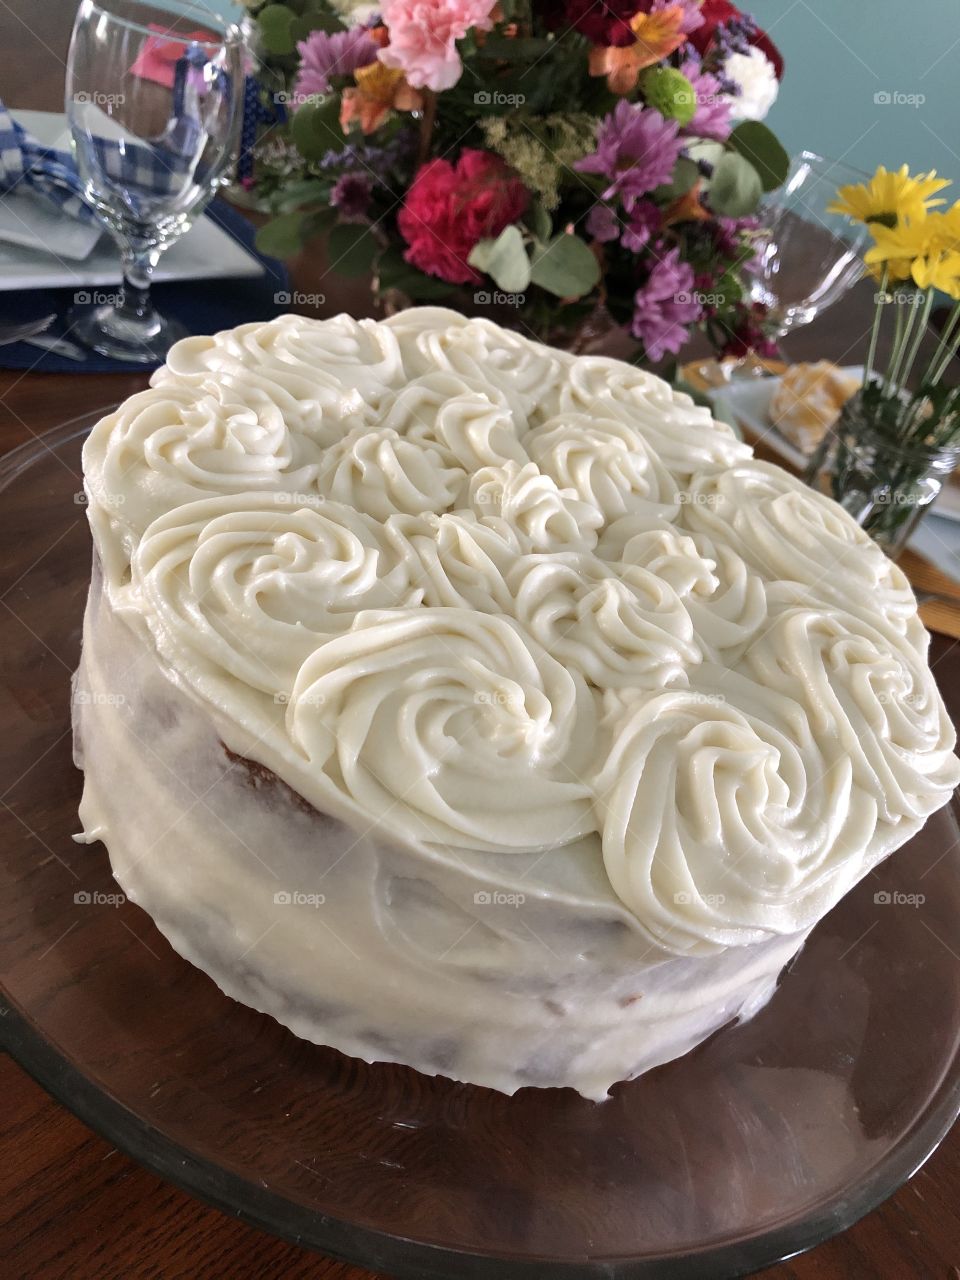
left=865, top=204, right=960, bottom=298
left=828, top=164, right=950, bottom=229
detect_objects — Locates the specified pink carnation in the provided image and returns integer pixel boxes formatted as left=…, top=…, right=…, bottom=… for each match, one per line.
left=398, top=149, right=529, bottom=284
left=379, top=0, right=498, bottom=92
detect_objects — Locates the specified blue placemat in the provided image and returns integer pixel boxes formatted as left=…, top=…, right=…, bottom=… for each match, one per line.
left=0, top=199, right=289, bottom=373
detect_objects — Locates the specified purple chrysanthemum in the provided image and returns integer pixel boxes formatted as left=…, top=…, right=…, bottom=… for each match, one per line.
left=651, top=0, right=704, bottom=35
left=681, top=57, right=732, bottom=142
left=631, top=246, right=702, bottom=361
left=294, top=28, right=378, bottom=102
left=331, top=171, right=373, bottom=218
left=622, top=199, right=661, bottom=252
left=576, top=102, right=684, bottom=207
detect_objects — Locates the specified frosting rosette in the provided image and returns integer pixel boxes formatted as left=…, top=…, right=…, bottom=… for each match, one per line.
left=594, top=675, right=882, bottom=954
left=385, top=308, right=569, bottom=421
left=376, top=371, right=528, bottom=471
left=541, top=355, right=751, bottom=478
left=316, top=423, right=467, bottom=520
left=129, top=493, right=417, bottom=696
left=82, top=382, right=328, bottom=574
left=599, top=523, right=767, bottom=660
left=509, top=552, right=701, bottom=689
left=682, top=461, right=920, bottom=641
left=525, top=414, right=680, bottom=524
left=383, top=511, right=519, bottom=615
left=744, top=606, right=960, bottom=826
left=468, top=461, right=603, bottom=552
left=285, top=607, right=599, bottom=852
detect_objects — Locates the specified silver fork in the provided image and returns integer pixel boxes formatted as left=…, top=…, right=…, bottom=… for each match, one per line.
left=0, top=313, right=57, bottom=346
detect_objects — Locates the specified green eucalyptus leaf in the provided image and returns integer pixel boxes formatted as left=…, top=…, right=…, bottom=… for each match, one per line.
left=524, top=199, right=552, bottom=243
left=290, top=95, right=343, bottom=160
left=729, top=121, right=789, bottom=193
left=468, top=225, right=531, bottom=292
left=652, top=155, right=700, bottom=202
left=709, top=151, right=764, bottom=217
left=530, top=233, right=600, bottom=299
left=327, top=223, right=379, bottom=278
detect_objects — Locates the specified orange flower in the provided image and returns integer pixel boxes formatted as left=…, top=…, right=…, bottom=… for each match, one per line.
left=662, top=183, right=710, bottom=227
left=589, top=6, right=688, bottom=95
left=340, top=61, right=422, bottom=135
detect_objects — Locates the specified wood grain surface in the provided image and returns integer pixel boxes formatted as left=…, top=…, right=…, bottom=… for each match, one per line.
left=0, top=2, right=958, bottom=1275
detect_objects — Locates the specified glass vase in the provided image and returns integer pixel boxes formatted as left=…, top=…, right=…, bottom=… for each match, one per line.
left=804, top=389, right=960, bottom=555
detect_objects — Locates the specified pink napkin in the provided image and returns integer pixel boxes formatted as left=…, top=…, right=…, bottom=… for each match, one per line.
left=129, top=24, right=217, bottom=89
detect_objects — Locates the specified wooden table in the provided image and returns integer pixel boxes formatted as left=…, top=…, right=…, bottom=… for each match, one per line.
left=1, top=3, right=959, bottom=1276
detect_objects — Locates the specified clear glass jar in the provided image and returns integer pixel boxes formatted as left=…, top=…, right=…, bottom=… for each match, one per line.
left=804, top=390, right=960, bottom=554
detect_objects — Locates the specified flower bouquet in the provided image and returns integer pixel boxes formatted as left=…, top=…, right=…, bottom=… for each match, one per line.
left=805, top=165, right=960, bottom=551
left=242, top=0, right=787, bottom=364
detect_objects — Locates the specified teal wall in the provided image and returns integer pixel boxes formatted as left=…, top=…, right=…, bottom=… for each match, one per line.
left=750, top=0, right=960, bottom=182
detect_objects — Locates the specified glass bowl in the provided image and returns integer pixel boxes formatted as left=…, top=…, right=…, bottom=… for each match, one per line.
left=2, top=416, right=959, bottom=1279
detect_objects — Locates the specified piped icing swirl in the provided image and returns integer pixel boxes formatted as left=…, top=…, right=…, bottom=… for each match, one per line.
left=82, top=308, right=959, bottom=955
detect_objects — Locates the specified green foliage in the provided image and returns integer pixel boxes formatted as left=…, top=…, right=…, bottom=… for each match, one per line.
left=530, top=233, right=600, bottom=299
left=728, top=121, right=789, bottom=193
left=468, top=226, right=532, bottom=292
left=709, top=151, right=763, bottom=217
left=290, top=96, right=343, bottom=160
left=327, top=223, right=380, bottom=278
left=257, top=5, right=298, bottom=56
left=377, top=248, right=457, bottom=301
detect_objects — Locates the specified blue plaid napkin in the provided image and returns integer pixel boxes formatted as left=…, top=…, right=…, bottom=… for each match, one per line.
left=0, top=104, right=97, bottom=224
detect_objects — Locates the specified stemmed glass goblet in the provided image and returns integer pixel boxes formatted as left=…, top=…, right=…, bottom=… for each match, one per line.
left=749, top=150, right=873, bottom=353
left=65, top=0, right=245, bottom=362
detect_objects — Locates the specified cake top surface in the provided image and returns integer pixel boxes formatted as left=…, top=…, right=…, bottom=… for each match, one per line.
left=82, top=308, right=959, bottom=956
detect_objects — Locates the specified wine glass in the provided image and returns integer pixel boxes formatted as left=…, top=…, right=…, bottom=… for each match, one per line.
left=749, top=150, right=873, bottom=350
left=65, top=0, right=245, bottom=363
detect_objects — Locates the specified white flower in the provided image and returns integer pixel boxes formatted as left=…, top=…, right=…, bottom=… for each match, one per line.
left=722, top=47, right=779, bottom=122
left=326, top=0, right=380, bottom=25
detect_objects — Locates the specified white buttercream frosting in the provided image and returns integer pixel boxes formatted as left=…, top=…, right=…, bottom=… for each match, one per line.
left=75, top=307, right=959, bottom=1098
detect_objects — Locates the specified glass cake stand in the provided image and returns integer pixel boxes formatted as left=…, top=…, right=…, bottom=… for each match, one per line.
left=2, top=415, right=960, bottom=1280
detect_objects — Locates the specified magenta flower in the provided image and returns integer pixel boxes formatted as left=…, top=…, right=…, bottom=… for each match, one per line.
left=576, top=102, right=684, bottom=207
left=294, top=28, right=378, bottom=102
left=622, top=199, right=661, bottom=252
left=680, top=57, right=732, bottom=141
left=631, top=246, right=702, bottom=361
left=331, top=172, right=373, bottom=218
left=585, top=204, right=621, bottom=243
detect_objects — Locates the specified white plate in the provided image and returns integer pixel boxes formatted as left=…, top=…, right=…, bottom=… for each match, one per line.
left=710, top=368, right=960, bottom=525
left=0, top=111, right=263, bottom=290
